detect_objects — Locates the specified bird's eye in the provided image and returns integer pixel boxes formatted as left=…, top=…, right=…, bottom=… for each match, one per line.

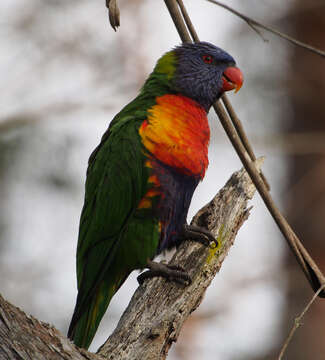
left=202, top=55, right=213, bottom=64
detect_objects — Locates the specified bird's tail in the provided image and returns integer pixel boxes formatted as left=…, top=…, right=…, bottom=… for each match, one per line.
left=68, top=274, right=126, bottom=350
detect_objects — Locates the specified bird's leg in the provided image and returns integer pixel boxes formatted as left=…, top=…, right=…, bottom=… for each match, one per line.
left=180, top=224, right=217, bottom=248
left=137, top=259, right=191, bottom=285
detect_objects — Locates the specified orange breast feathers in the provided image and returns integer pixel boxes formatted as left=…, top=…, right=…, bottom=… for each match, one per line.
left=139, top=94, right=210, bottom=178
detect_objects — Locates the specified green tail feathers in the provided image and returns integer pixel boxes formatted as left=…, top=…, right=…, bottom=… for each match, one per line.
left=68, top=279, right=121, bottom=350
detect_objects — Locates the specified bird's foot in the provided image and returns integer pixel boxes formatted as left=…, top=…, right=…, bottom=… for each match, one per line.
left=137, top=259, right=191, bottom=285
left=180, top=224, right=218, bottom=248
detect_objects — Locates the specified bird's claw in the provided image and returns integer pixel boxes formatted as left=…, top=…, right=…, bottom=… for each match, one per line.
left=137, top=260, right=191, bottom=286
left=181, top=224, right=217, bottom=249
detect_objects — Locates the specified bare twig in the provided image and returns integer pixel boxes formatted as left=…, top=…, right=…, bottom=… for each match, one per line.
left=278, top=284, right=325, bottom=360
left=106, top=0, right=120, bottom=31
left=164, top=0, right=325, bottom=298
left=205, top=0, right=325, bottom=58
left=176, top=0, right=200, bottom=42
left=164, top=0, right=191, bottom=43
left=221, top=95, right=270, bottom=190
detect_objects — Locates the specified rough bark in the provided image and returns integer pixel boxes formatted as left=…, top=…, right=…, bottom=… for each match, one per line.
left=0, top=160, right=262, bottom=359
left=0, top=294, right=101, bottom=360
left=98, top=158, right=262, bottom=359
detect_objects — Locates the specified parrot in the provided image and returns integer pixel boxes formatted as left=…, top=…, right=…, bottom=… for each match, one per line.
left=67, top=41, right=243, bottom=349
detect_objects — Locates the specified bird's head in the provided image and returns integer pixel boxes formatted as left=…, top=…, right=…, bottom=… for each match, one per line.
left=154, top=42, right=243, bottom=111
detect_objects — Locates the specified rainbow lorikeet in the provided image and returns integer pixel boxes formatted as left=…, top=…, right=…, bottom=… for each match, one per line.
left=68, top=42, right=243, bottom=349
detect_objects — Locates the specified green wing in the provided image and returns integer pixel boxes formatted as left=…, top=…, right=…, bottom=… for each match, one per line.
left=68, top=112, right=160, bottom=349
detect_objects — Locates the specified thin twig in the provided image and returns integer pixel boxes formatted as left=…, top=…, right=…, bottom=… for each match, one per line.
left=221, top=95, right=270, bottom=190
left=246, top=21, right=269, bottom=43
left=213, top=100, right=325, bottom=293
left=205, top=0, right=325, bottom=58
left=106, top=0, right=120, bottom=31
left=176, top=0, right=200, bottom=42
left=164, top=0, right=191, bottom=43
left=278, top=284, right=325, bottom=360
left=164, top=0, right=325, bottom=298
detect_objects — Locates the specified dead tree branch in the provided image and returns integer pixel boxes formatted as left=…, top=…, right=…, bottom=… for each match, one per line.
left=0, top=294, right=101, bottom=360
left=0, top=160, right=261, bottom=359
left=205, top=0, right=325, bottom=58
left=96, top=159, right=262, bottom=359
left=278, top=284, right=325, bottom=359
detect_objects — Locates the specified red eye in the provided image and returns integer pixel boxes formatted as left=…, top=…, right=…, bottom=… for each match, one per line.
left=202, top=55, right=213, bottom=64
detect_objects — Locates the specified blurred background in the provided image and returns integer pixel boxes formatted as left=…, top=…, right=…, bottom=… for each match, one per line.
left=1, top=0, right=325, bottom=359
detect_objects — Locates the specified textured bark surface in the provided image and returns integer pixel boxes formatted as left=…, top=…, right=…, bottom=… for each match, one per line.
left=0, top=294, right=101, bottom=360
left=98, top=159, right=262, bottom=360
left=0, top=161, right=261, bottom=359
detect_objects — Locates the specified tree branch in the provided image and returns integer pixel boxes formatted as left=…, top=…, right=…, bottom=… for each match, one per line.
left=105, top=0, right=120, bottom=31
left=0, top=161, right=261, bottom=359
left=97, top=159, right=262, bottom=359
left=205, top=0, right=325, bottom=58
left=0, top=294, right=101, bottom=360
left=278, top=284, right=325, bottom=359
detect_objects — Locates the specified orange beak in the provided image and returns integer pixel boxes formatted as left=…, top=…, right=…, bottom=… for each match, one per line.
left=221, top=67, right=243, bottom=93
